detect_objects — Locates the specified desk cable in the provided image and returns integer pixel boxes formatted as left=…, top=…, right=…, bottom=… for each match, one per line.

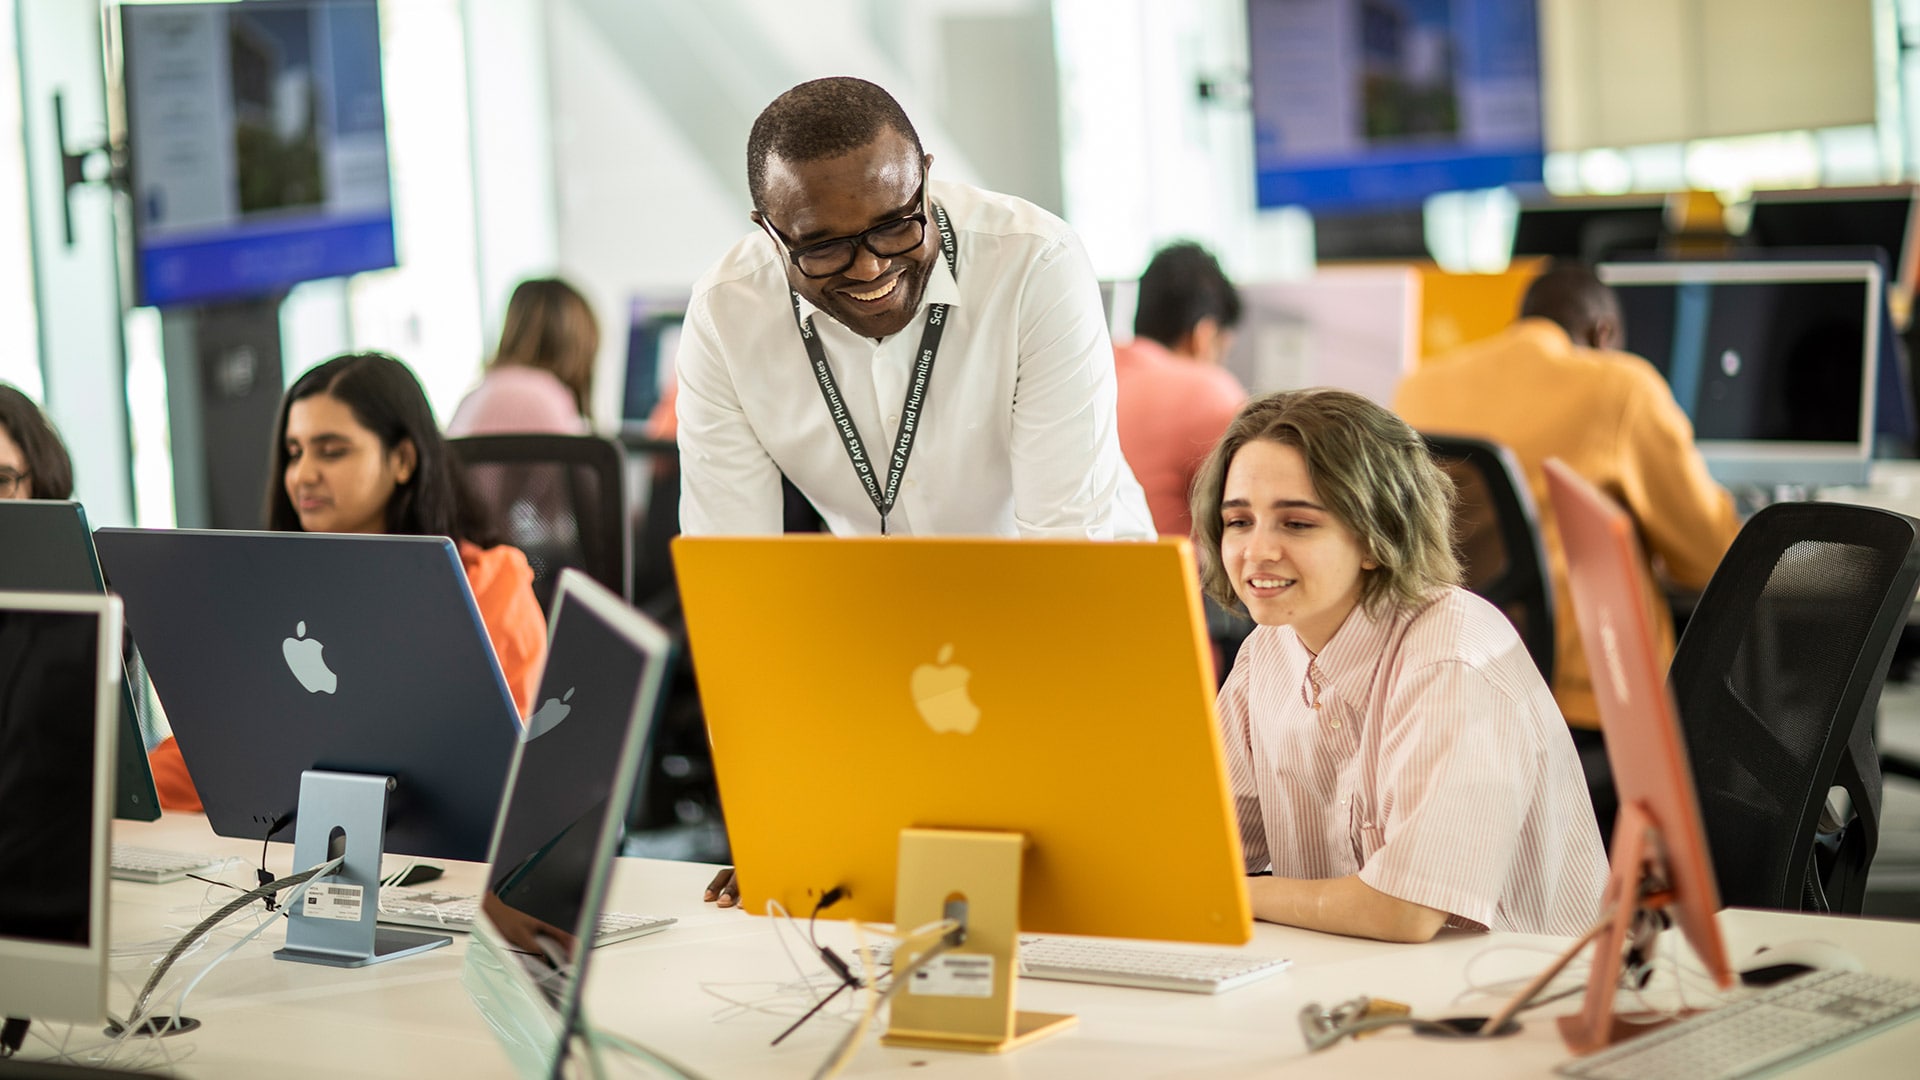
left=119, top=854, right=344, bottom=1037
left=810, top=917, right=963, bottom=1080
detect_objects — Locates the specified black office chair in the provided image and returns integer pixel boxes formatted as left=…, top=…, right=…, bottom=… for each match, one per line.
left=1422, top=433, right=1557, bottom=685
left=1667, top=502, right=1920, bottom=914
left=449, top=434, right=631, bottom=613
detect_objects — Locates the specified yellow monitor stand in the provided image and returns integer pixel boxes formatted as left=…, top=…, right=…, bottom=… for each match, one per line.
left=881, top=829, right=1076, bottom=1053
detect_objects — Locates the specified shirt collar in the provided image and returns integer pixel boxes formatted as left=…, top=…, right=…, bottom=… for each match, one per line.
left=1306, top=596, right=1403, bottom=699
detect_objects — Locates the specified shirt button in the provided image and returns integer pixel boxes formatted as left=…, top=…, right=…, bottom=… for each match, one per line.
left=888, top=414, right=900, bottom=425
left=1329, top=718, right=1342, bottom=729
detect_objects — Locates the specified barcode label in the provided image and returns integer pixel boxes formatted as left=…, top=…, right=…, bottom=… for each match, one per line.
left=301, top=882, right=365, bottom=922
left=908, top=953, right=995, bottom=998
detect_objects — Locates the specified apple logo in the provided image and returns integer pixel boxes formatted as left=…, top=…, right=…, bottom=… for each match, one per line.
left=910, top=644, right=980, bottom=734
left=282, top=621, right=338, bottom=695
left=526, top=687, right=574, bottom=739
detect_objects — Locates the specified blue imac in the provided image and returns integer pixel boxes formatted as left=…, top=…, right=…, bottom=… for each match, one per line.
left=1599, top=259, right=1882, bottom=489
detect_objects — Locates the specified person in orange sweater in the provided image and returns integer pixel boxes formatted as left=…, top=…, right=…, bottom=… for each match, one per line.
left=1394, top=262, right=1741, bottom=837
left=149, top=353, right=547, bottom=812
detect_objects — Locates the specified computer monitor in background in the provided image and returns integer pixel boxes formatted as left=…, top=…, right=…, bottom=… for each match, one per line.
left=1599, top=259, right=1881, bottom=488
left=0, top=591, right=123, bottom=1023
left=1224, top=266, right=1420, bottom=407
left=619, top=295, right=688, bottom=429
left=464, top=570, right=674, bottom=1080
left=1745, top=186, right=1919, bottom=320
left=94, top=529, right=523, bottom=969
left=1544, top=460, right=1734, bottom=1054
left=672, top=536, right=1250, bottom=1054
left=1312, top=206, right=1430, bottom=261
left=1246, top=0, right=1545, bottom=212
left=119, top=1, right=397, bottom=308
left=1513, top=197, right=1668, bottom=264
left=0, top=500, right=159, bottom=821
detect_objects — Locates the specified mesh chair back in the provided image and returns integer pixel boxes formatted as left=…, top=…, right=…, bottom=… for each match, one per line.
left=450, top=434, right=631, bottom=612
left=1668, top=502, right=1920, bottom=913
left=1423, top=434, right=1557, bottom=684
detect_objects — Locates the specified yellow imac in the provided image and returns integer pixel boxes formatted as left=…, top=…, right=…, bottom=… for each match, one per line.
left=672, top=536, right=1252, bottom=1054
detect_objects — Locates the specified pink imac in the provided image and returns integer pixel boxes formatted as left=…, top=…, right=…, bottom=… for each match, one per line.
left=1544, top=458, right=1736, bottom=1054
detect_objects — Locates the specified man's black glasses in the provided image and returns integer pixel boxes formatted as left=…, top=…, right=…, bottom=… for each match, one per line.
left=760, top=179, right=929, bottom=279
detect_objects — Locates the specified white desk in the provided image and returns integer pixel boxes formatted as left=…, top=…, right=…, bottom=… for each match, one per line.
left=26, top=814, right=1920, bottom=1077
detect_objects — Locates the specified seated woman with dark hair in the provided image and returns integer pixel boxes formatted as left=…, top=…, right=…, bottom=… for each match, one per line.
left=1192, top=388, right=1604, bottom=942
left=0, top=383, right=75, bottom=501
left=149, top=353, right=548, bottom=812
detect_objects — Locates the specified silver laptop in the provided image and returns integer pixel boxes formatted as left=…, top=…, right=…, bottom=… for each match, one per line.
left=460, top=569, right=677, bottom=1080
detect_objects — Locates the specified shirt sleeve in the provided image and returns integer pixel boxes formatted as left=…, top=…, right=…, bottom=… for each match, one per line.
left=148, top=736, right=202, bottom=812
left=1355, top=658, right=1543, bottom=929
left=1615, top=370, right=1741, bottom=589
left=1007, top=232, right=1156, bottom=540
left=674, top=291, right=787, bottom=535
left=466, top=546, right=549, bottom=719
left=1215, top=644, right=1272, bottom=874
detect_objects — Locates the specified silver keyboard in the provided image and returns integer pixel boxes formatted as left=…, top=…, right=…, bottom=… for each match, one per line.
left=109, top=843, right=230, bottom=884
left=1557, top=969, right=1920, bottom=1080
left=376, top=889, right=676, bottom=947
left=854, top=936, right=1291, bottom=995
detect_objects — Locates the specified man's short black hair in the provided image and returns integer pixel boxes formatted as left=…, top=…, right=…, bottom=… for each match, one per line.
left=1519, top=260, right=1621, bottom=344
left=747, top=77, right=924, bottom=210
left=1133, top=242, right=1241, bottom=348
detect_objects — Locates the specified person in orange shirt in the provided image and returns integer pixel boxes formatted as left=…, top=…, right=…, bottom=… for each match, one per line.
left=149, top=353, right=547, bottom=812
left=1113, top=242, right=1249, bottom=538
left=1394, top=262, right=1741, bottom=836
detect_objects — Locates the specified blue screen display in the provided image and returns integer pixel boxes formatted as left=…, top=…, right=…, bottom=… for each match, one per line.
left=123, top=2, right=396, bottom=307
left=1248, top=0, right=1544, bottom=212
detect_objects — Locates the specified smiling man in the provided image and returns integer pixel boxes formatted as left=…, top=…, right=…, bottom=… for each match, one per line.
left=674, top=77, right=1153, bottom=539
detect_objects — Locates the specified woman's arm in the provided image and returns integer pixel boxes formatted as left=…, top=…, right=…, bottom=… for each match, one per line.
left=1247, top=873, right=1449, bottom=943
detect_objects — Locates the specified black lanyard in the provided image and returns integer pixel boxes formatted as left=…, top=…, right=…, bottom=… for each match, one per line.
left=788, top=203, right=957, bottom=535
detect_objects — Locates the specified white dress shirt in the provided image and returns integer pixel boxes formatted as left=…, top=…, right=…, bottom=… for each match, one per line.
left=674, top=179, right=1154, bottom=538
left=1217, top=588, right=1607, bottom=936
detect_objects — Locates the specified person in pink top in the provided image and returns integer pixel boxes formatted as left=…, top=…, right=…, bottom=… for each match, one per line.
left=1113, top=242, right=1248, bottom=537
left=1193, top=388, right=1606, bottom=941
left=449, top=277, right=600, bottom=436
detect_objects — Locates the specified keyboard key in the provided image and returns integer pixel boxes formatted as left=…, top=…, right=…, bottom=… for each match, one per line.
left=110, top=843, right=229, bottom=885
left=376, top=889, right=675, bottom=947
left=1557, top=970, right=1920, bottom=1080
left=851, top=936, right=1291, bottom=995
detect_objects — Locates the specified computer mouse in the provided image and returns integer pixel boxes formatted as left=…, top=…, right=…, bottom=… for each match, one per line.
left=388, top=863, right=445, bottom=888
left=1738, top=939, right=1865, bottom=987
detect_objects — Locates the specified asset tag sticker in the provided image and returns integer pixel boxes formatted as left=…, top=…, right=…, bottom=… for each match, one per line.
left=301, top=882, right=365, bottom=922
left=907, top=953, right=995, bottom=998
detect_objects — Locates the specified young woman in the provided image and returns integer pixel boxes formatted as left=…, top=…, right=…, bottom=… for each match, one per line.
left=448, top=277, right=600, bottom=436
left=149, top=353, right=548, bottom=811
left=0, top=383, right=75, bottom=500
left=1193, top=388, right=1604, bottom=941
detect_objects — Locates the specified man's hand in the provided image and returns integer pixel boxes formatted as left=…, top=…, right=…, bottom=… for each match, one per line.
left=705, top=867, right=739, bottom=908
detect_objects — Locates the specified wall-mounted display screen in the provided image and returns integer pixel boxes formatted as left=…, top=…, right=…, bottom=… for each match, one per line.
left=121, top=0, right=396, bottom=308
left=1248, top=0, right=1544, bottom=212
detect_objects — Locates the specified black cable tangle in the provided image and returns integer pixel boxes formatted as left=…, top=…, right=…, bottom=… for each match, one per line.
left=124, top=859, right=335, bottom=1031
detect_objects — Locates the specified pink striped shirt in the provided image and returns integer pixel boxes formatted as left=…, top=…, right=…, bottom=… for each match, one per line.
left=1217, top=587, right=1607, bottom=935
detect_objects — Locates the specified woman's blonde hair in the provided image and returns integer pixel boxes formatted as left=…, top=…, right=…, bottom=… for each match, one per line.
left=1189, top=388, right=1459, bottom=616
left=490, top=278, right=600, bottom=416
